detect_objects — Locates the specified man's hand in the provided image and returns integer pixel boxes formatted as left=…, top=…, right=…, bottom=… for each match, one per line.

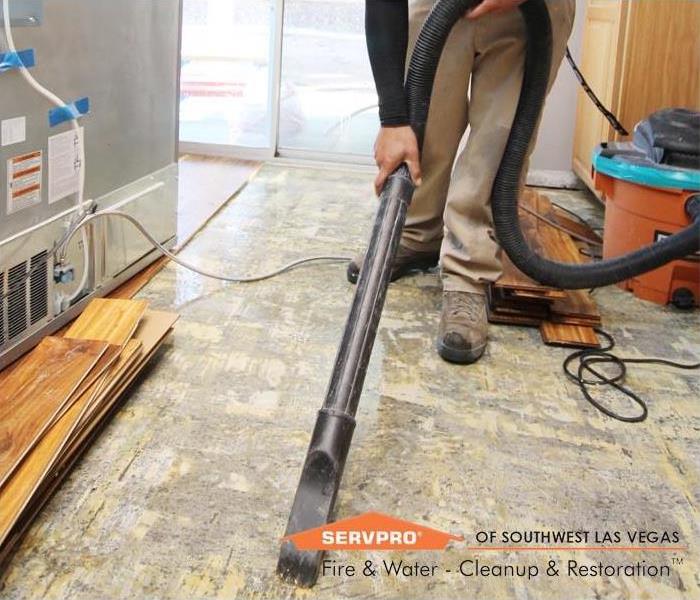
left=466, top=0, right=524, bottom=19
left=373, top=126, right=422, bottom=196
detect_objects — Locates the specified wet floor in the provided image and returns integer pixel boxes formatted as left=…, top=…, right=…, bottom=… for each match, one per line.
left=2, top=164, right=699, bottom=599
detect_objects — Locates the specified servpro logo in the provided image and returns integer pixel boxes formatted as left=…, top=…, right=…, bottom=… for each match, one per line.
left=321, top=530, right=418, bottom=546
left=282, top=511, right=463, bottom=551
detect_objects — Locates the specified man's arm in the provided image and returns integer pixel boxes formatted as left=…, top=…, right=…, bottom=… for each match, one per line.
left=365, top=0, right=422, bottom=193
left=365, top=0, right=410, bottom=126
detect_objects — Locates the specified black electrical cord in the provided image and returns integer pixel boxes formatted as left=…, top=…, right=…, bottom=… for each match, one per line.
left=563, top=329, right=700, bottom=422
left=565, top=46, right=629, bottom=137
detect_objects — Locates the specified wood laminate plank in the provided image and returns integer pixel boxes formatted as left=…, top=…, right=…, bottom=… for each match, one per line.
left=0, top=300, right=154, bottom=551
left=0, top=337, right=108, bottom=489
left=506, top=289, right=559, bottom=302
left=548, top=314, right=601, bottom=328
left=0, top=313, right=177, bottom=564
left=0, top=311, right=178, bottom=562
left=58, top=297, right=149, bottom=433
left=487, top=287, right=550, bottom=320
left=486, top=303, right=541, bottom=327
left=49, top=345, right=123, bottom=428
left=496, top=255, right=568, bottom=298
left=0, top=335, right=170, bottom=570
left=0, top=344, right=140, bottom=547
left=551, top=207, right=602, bottom=245
left=58, top=310, right=177, bottom=471
left=64, top=298, right=148, bottom=346
left=63, top=336, right=170, bottom=463
left=532, top=194, right=601, bottom=325
left=71, top=341, right=143, bottom=437
left=550, top=290, right=601, bottom=326
left=497, top=192, right=568, bottom=297
left=540, top=321, right=600, bottom=349
left=108, top=257, right=169, bottom=300
left=493, top=191, right=601, bottom=332
left=532, top=193, right=586, bottom=266
left=176, top=155, right=261, bottom=251
left=57, top=312, right=174, bottom=478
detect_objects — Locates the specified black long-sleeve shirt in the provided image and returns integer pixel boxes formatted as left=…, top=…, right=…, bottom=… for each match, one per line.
left=365, top=0, right=410, bottom=126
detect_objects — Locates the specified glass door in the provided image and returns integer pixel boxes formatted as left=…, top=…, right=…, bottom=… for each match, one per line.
left=179, top=0, right=279, bottom=157
left=178, top=0, right=379, bottom=162
left=277, top=0, right=378, bottom=159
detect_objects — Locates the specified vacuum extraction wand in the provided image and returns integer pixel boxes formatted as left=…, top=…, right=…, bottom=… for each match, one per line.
left=277, top=165, right=415, bottom=587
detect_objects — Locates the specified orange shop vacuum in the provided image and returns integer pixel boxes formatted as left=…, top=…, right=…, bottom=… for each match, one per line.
left=592, top=108, right=700, bottom=308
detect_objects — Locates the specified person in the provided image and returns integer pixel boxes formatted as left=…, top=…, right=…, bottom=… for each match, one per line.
left=350, top=0, right=575, bottom=364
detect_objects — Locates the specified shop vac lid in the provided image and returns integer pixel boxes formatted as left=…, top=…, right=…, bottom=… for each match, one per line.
left=593, top=108, right=700, bottom=191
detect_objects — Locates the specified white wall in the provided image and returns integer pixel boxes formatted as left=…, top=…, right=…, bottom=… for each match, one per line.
left=529, top=0, right=586, bottom=179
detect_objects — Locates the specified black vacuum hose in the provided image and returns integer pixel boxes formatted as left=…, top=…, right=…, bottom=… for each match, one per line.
left=406, top=0, right=700, bottom=290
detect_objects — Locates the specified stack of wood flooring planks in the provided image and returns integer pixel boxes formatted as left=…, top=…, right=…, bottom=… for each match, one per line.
left=488, top=190, right=602, bottom=348
left=0, top=298, right=178, bottom=567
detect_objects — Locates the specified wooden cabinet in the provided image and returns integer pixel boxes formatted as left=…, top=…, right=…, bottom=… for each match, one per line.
left=572, top=0, right=700, bottom=192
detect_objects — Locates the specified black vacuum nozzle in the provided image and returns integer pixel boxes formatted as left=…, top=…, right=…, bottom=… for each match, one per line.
left=277, top=410, right=356, bottom=587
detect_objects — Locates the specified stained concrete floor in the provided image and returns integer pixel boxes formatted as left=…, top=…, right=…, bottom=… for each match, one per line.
left=2, top=164, right=699, bottom=599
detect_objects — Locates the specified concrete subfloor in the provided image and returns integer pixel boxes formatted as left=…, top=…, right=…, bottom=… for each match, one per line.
left=2, top=164, right=699, bottom=599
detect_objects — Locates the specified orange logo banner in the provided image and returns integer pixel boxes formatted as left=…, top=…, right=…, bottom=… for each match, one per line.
left=282, top=512, right=463, bottom=551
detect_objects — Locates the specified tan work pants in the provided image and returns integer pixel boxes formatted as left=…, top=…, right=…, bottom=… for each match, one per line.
left=403, top=0, right=575, bottom=293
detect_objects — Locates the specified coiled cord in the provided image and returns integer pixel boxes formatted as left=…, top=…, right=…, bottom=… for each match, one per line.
left=563, top=329, right=700, bottom=422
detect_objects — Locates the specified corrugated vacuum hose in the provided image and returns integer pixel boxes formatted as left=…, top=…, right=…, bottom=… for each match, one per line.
left=278, top=0, right=699, bottom=588
left=491, top=1, right=700, bottom=289
left=407, top=0, right=700, bottom=290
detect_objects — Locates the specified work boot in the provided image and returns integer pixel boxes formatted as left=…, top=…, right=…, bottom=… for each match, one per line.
left=346, top=244, right=439, bottom=284
left=437, top=291, right=488, bottom=364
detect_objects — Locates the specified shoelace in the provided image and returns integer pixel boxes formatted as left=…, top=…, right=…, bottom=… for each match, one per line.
left=445, top=293, right=483, bottom=322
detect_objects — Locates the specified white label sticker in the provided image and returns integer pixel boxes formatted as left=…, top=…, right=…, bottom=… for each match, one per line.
left=48, top=127, right=83, bottom=204
left=6, top=150, right=43, bottom=214
left=1, top=117, right=27, bottom=147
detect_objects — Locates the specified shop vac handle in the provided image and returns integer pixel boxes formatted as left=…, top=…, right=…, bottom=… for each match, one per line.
left=323, top=163, right=415, bottom=417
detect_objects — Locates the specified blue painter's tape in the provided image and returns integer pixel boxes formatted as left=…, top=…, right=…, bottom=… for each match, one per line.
left=0, top=48, right=36, bottom=72
left=48, top=97, right=90, bottom=127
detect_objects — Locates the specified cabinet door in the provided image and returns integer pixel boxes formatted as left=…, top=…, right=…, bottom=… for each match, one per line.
left=620, top=0, right=700, bottom=129
left=572, top=0, right=629, bottom=191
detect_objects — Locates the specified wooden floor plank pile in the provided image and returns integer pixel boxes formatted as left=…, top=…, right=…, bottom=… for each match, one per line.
left=488, top=190, right=602, bottom=348
left=0, top=298, right=178, bottom=566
